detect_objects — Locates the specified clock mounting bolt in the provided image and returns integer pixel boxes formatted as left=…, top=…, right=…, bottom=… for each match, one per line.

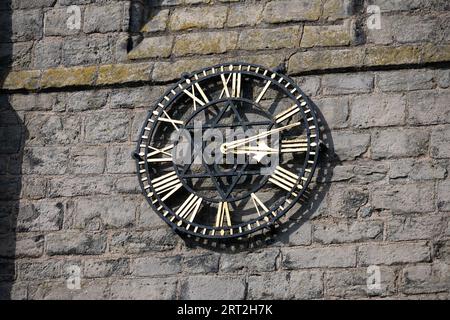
left=180, top=72, right=190, bottom=79
left=273, top=62, right=287, bottom=74
left=131, top=151, right=142, bottom=161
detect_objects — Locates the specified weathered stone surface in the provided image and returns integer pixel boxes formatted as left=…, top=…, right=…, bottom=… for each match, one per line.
left=289, top=48, right=364, bottom=73
left=110, top=229, right=178, bottom=254
left=67, top=196, right=136, bottom=230
left=322, top=73, right=373, bottom=95
left=84, top=112, right=130, bottom=143
left=132, top=255, right=182, bottom=276
left=29, top=279, right=109, bottom=300
left=364, top=46, right=422, bottom=66
left=83, top=3, right=128, bottom=33
left=367, top=15, right=438, bottom=45
left=437, top=180, right=450, bottom=211
left=141, top=9, right=169, bottom=33
left=220, top=249, right=279, bottom=273
left=44, top=8, right=80, bottom=36
left=437, top=69, right=450, bottom=88
left=128, top=36, right=173, bottom=59
left=313, top=220, right=383, bottom=244
left=97, top=63, right=152, bottom=85
left=137, top=199, right=167, bottom=229
left=106, top=144, right=135, bottom=174
left=109, top=86, right=164, bottom=109
left=41, top=66, right=97, bottom=88
left=389, top=159, right=446, bottom=181
left=238, top=26, right=300, bottom=50
left=333, top=131, right=370, bottom=160
left=180, top=275, right=246, bottom=300
left=12, top=9, right=42, bottom=41
left=312, top=96, right=349, bottom=129
left=18, top=260, right=62, bottom=281
left=22, top=147, right=68, bottom=175
left=326, top=184, right=369, bottom=218
left=400, top=263, right=449, bottom=294
left=282, top=245, right=356, bottom=269
left=46, top=231, right=107, bottom=256
left=33, top=38, right=63, bottom=69
left=69, top=146, right=105, bottom=174
left=65, top=90, right=108, bottom=112
left=325, top=267, right=397, bottom=298
left=386, top=215, right=444, bottom=241
left=110, top=278, right=177, bottom=300
left=174, top=31, right=238, bottom=56
left=322, top=0, right=353, bottom=21
left=372, top=183, right=434, bottom=213
left=372, top=128, right=428, bottom=159
left=422, top=44, right=450, bottom=63
left=350, top=93, right=405, bottom=128
left=248, top=271, right=323, bottom=299
left=182, top=253, right=220, bottom=274
left=21, top=176, right=47, bottom=199
left=48, top=176, right=114, bottom=197
left=407, top=91, right=450, bottom=125
left=17, top=200, right=64, bottom=232
left=430, top=126, right=450, bottom=159
left=227, top=2, right=263, bottom=27
left=84, top=258, right=130, bottom=278
left=115, top=176, right=140, bottom=194
left=274, top=222, right=312, bottom=246
left=62, top=35, right=113, bottom=66
left=169, top=6, right=227, bottom=31
left=294, top=75, right=321, bottom=96
left=152, top=57, right=221, bottom=82
left=2, top=70, right=41, bottom=90
left=263, top=0, right=321, bottom=23
left=369, top=0, right=450, bottom=12
left=301, top=20, right=355, bottom=47
left=25, top=114, right=81, bottom=145
left=358, top=242, right=430, bottom=266
left=376, top=70, right=434, bottom=92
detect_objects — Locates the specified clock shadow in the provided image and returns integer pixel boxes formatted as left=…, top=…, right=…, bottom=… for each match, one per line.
left=179, top=96, right=339, bottom=253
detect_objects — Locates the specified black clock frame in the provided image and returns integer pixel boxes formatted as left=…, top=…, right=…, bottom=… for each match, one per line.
left=134, top=62, right=320, bottom=239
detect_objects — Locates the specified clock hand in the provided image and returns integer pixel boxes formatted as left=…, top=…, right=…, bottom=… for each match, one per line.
left=220, top=122, right=301, bottom=154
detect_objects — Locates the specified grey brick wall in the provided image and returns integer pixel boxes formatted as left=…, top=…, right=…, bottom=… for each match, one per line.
left=0, top=0, right=449, bottom=299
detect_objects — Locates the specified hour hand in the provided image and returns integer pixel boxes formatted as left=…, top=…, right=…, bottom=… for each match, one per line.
left=220, top=122, right=301, bottom=153
left=226, top=141, right=278, bottom=162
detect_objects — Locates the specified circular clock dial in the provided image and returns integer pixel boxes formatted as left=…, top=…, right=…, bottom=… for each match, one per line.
left=135, top=63, right=320, bottom=239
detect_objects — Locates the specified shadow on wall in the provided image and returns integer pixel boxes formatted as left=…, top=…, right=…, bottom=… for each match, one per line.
left=129, top=0, right=165, bottom=37
left=0, top=0, right=27, bottom=300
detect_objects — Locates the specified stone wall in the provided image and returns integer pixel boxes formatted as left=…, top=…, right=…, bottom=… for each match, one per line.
left=0, top=0, right=449, bottom=299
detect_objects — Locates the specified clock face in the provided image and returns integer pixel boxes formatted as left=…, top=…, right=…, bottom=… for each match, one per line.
left=135, top=62, right=320, bottom=239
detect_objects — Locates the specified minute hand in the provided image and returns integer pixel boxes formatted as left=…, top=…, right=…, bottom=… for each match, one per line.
left=220, top=122, right=301, bottom=153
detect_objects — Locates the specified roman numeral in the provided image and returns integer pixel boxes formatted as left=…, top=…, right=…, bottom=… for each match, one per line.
left=250, top=193, right=269, bottom=216
left=155, top=110, right=184, bottom=131
left=275, top=104, right=301, bottom=123
left=220, top=72, right=241, bottom=98
left=149, top=171, right=182, bottom=201
left=183, top=80, right=209, bottom=110
left=175, top=194, right=202, bottom=226
left=255, top=73, right=276, bottom=103
left=214, top=202, right=232, bottom=235
left=268, top=166, right=302, bottom=196
left=280, top=137, right=308, bottom=153
left=147, top=144, right=174, bottom=163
